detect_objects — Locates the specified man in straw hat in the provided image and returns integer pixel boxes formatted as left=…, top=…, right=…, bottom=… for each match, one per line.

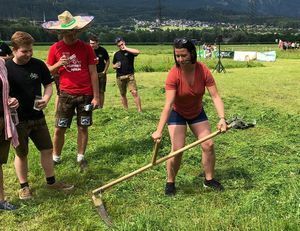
left=43, top=11, right=100, bottom=171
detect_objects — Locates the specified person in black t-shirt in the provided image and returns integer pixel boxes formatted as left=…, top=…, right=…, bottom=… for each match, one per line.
left=0, top=40, right=13, bottom=61
left=6, top=31, right=74, bottom=200
left=89, top=35, right=110, bottom=108
left=112, top=37, right=142, bottom=112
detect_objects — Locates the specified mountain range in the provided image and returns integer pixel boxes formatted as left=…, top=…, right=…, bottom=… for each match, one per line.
left=0, top=0, right=299, bottom=26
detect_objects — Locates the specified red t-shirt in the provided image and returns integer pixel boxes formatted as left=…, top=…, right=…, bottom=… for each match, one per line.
left=47, top=40, right=97, bottom=95
left=165, top=62, right=215, bottom=119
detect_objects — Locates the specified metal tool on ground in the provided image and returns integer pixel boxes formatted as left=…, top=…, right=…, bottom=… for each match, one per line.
left=92, top=117, right=255, bottom=226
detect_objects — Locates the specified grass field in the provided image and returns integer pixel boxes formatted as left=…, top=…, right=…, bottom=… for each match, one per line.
left=1, top=44, right=299, bottom=230
left=34, top=43, right=300, bottom=73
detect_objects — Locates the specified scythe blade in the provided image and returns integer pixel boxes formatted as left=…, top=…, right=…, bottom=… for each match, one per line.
left=92, top=194, right=113, bottom=227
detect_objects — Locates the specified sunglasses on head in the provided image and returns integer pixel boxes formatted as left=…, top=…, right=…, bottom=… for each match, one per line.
left=174, top=38, right=188, bottom=46
left=115, top=37, right=123, bottom=44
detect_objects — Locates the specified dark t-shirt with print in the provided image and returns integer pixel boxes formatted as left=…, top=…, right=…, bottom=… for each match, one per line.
left=0, top=42, right=12, bottom=57
left=113, top=50, right=136, bottom=77
left=94, top=46, right=109, bottom=73
left=6, top=58, right=53, bottom=121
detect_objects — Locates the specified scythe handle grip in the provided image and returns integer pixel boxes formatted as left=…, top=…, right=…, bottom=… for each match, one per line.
left=151, top=139, right=160, bottom=165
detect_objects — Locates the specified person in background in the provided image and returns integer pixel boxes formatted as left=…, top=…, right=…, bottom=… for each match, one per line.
left=0, top=57, right=19, bottom=210
left=112, top=37, right=142, bottom=112
left=152, top=38, right=227, bottom=196
left=6, top=31, right=74, bottom=200
left=89, top=35, right=110, bottom=108
left=0, top=39, right=13, bottom=60
left=43, top=11, right=100, bottom=171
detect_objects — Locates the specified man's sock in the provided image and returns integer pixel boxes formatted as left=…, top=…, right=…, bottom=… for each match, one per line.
left=77, top=154, right=84, bottom=162
left=20, top=182, right=29, bottom=189
left=46, top=176, right=56, bottom=185
left=53, top=155, right=61, bottom=162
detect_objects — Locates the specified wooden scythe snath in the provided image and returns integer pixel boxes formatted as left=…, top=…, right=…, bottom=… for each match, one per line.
left=92, top=117, right=255, bottom=227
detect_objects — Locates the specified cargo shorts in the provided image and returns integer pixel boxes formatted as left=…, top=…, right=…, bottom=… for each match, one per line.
left=116, top=74, right=138, bottom=96
left=98, top=72, right=107, bottom=93
left=15, top=117, right=53, bottom=156
left=55, top=91, right=93, bottom=128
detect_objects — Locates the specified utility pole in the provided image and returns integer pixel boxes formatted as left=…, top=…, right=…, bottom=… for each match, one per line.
left=156, top=0, right=162, bottom=27
left=156, top=0, right=163, bottom=44
left=43, top=11, right=46, bottom=23
left=248, top=0, right=257, bottom=24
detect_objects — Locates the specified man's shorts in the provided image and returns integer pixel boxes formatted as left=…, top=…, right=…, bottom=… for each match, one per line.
left=116, top=74, right=138, bottom=96
left=98, top=72, right=107, bottom=93
left=15, top=117, right=53, bottom=157
left=0, top=117, right=11, bottom=164
left=168, top=109, right=208, bottom=125
left=55, top=91, right=93, bottom=128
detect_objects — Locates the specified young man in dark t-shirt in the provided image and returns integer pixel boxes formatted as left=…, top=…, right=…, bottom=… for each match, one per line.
left=6, top=31, right=74, bottom=200
left=0, top=40, right=13, bottom=60
left=112, top=37, right=142, bottom=112
left=89, top=36, right=110, bottom=108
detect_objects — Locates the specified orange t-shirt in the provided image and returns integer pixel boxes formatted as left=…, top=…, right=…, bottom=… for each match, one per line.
left=165, top=62, right=215, bottom=119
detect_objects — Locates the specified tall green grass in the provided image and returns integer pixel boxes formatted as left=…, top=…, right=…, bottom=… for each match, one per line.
left=35, top=43, right=300, bottom=74
left=1, top=44, right=299, bottom=230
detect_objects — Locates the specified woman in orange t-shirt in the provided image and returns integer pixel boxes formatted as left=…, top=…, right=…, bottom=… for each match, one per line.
left=152, top=38, right=227, bottom=196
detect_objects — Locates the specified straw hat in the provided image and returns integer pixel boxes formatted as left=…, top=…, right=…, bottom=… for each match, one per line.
left=42, top=10, right=94, bottom=31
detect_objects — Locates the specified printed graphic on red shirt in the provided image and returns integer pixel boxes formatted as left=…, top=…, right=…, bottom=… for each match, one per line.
left=62, top=52, right=82, bottom=72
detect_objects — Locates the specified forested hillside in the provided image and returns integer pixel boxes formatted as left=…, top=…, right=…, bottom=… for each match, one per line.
left=0, top=0, right=299, bottom=26
left=0, top=0, right=299, bottom=43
